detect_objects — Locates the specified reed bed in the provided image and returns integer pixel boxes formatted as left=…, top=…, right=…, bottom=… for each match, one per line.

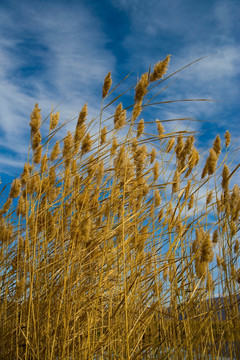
left=0, top=56, right=239, bottom=359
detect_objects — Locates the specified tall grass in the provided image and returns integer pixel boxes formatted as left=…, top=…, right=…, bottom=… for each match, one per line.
left=0, top=56, right=239, bottom=359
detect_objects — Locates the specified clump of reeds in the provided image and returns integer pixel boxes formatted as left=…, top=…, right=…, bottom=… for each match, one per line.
left=0, top=56, right=239, bottom=360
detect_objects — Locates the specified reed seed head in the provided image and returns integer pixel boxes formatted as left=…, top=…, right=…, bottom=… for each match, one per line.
left=50, top=111, right=60, bottom=130
left=102, top=72, right=112, bottom=98
left=153, top=161, right=159, bottom=182
left=154, top=189, right=161, bottom=207
left=149, top=148, right=156, bottom=164
left=34, top=145, right=42, bottom=164
left=201, top=163, right=208, bottom=179
left=81, top=133, right=92, bottom=155
left=184, top=180, right=191, bottom=200
left=175, top=134, right=184, bottom=159
left=207, top=148, right=218, bottom=175
left=9, top=178, right=21, bottom=198
left=30, top=103, right=41, bottom=134
left=206, top=191, right=213, bottom=205
left=200, top=232, right=213, bottom=263
left=51, top=141, right=60, bottom=161
left=77, top=103, right=88, bottom=128
left=49, top=166, right=56, bottom=186
left=234, top=239, right=239, bottom=254
left=1, top=198, right=12, bottom=214
left=134, top=72, right=149, bottom=102
left=114, top=103, right=126, bottom=129
left=137, top=119, right=144, bottom=138
left=186, top=148, right=200, bottom=176
left=111, top=137, right=118, bottom=157
left=16, top=195, right=26, bottom=217
left=212, top=229, right=218, bottom=244
left=63, top=131, right=73, bottom=158
left=132, top=100, right=142, bottom=121
left=40, top=154, right=48, bottom=175
left=100, top=126, right=107, bottom=145
left=206, top=272, right=214, bottom=290
left=225, top=130, right=231, bottom=148
left=150, top=55, right=171, bottom=82
left=172, top=170, right=180, bottom=194
left=166, top=138, right=175, bottom=153
left=21, top=163, right=30, bottom=185
left=156, top=119, right=164, bottom=137
left=188, top=194, right=194, bottom=210
left=182, top=135, right=195, bottom=158
left=32, top=130, right=42, bottom=150
left=213, top=135, right=221, bottom=157
left=222, top=164, right=229, bottom=191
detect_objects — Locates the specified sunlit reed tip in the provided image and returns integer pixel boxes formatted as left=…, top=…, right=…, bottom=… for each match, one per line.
left=150, top=55, right=171, bottom=82
left=9, top=178, right=21, bottom=198
left=102, top=72, right=112, bottom=98
left=137, top=119, right=144, bottom=138
left=29, top=103, right=41, bottom=134
left=134, top=72, right=148, bottom=102
left=224, top=130, right=231, bottom=148
left=50, top=111, right=60, bottom=130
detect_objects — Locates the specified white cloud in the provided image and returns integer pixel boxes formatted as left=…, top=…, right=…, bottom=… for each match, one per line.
left=0, top=1, right=116, bottom=174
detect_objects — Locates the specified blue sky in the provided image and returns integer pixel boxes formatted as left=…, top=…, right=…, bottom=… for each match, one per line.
left=0, top=0, right=239, bottom=186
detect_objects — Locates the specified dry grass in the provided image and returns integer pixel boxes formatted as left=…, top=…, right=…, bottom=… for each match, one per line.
left=0, top=56, right=240, bottom=359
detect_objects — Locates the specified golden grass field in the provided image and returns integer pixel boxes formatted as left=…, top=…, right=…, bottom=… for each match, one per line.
left=0, top=56, right=239, bottom=359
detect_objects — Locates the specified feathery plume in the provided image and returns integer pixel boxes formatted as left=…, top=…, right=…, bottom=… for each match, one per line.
left=153, top=161, right=159, bottom=182
left=111, top=137, right=118, bottom=157
left=102, top=72, right=112, bottom=98
left=188, top=194, right=194, bottom=210
left=184, top=180, right=191, bottom=200
left=213, top=135, right=221, bottom=157
left=81, top=133, right=92, bottom=155
left=9, top=178, right=21, bottom=198
left=206, top=191, right=213, bottom=205
left=175, top=134, right=184, bottom=159
left=51, top=141, right=60, bottom=161
left=32, top=130, right=42, bottom=150
left=114, top=103, right=126, bottom=129
left=29, top=103, right=41, bottom=134
left=166, top=138, right=175, bottom=153
left=132, top=100, right=142, bottom=121
left=150, top=148, right=156, bottom=164
left=34, top=145, right=42, bottom=164
left=150, top=55, right=171, bottom=82
left=154, top=189, right=161, bottom=207
left=225, top=130, right=231, bottom=148
left=234, top=239, right=239, bottom=254
left=77, top=103, right=88, bottom=127
left=62, top=131, right=73, bottom=159
left=156, top=119, right=164, bottom=137
left=50, top=111, right=60, bottom=130
left=100, top=126, right=107, bottom=145
left=137, top=119, right=144, bottom=138
left=207, top=148, right=218, bottom=175
left=222, top=164, right=229, bottom=191
left=200, top=232, right=213, bottom=263
left=172, top=170, right=180, bottom=194
left=21, top=163, right=30, bottom=185
left=135, top=72, right=148, bottom=102
left=212, top=229, right=218, bottom=244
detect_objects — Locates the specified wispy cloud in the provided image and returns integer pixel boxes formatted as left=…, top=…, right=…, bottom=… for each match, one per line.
left=0, top=0, right=116, bottom=175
